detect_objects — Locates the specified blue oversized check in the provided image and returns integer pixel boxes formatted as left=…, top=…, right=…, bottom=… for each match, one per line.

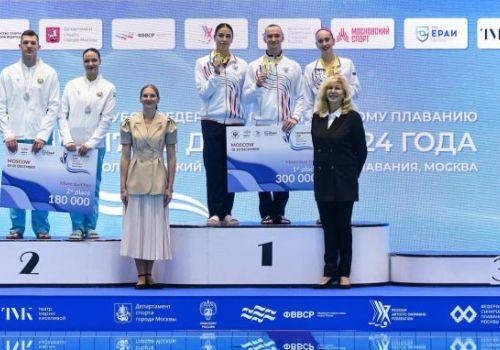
left=227, top=125, right=314, bottom=192
left=0, top=144, right=97, bottom=214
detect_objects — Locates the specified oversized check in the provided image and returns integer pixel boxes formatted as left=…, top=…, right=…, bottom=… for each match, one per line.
left=0, top=144, right=97, bottom=214
left=227, top=125, right=313, bottom=192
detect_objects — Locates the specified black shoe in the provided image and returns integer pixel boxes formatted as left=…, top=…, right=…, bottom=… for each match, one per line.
left=261, top=215, right=274, bottom=224
left=274, top=215, right=291, bottom=224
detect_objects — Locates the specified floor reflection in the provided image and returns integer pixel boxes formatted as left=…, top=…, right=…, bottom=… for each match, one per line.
left=1, top=331, right=498, bottom=349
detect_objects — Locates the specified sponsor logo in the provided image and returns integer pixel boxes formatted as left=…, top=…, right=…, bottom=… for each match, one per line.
left=115, top=339, right=131, bottom=350
left=450, top=305, right=477, bottom=323
left=416, top=26, right=429, bottom=42
left=282, top=130, right=313, bottom=151
left=283, top=310, right=315, bottom=319
left=201, top=25, right=214, bottom=44
left=331, top=18, right=394, bottom=49
left=45, top=27, right=60, bottom=43
left=241, top=338, right=277, bottom=350
left=241, top=305, right=277, bottom=323
left=185, top=19, right=248, bottom=49
left=336, top=28, right=350, bottom=42
left=1, top=307, right=33, bottom=321
left=0, top=19, right=30, bottom=50
left=39, top=19, right=102, bottom=49
left=114, top=303, right=132, bottom=324
left=115, top=32, right=134, bottom=41
left=112, top=19, right=175, bottom=50
left=258, top=18, right=320, bottom=49
left=369, top=300, right=391, bottom=328
left=404, top=18, right=468, bottom=49
left=200, top=300, right=217, bottom=321
left=5, top=340, right=33, bottom=350
left=60, top=152, right=91, bottom=174
left=231, top=130, right=239, bottom=139
left=477, top=19, right=500, bottom=49
left=450, top=337, right=477, bottom=350
left=417, top=26, right=457, bottom=42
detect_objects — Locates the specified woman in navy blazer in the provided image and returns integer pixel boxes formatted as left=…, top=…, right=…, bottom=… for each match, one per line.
left=311, top=76, right=367, bottom=289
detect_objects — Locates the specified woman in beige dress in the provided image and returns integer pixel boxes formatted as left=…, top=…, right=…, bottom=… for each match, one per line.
left=120, top=84, right=177, bottom=289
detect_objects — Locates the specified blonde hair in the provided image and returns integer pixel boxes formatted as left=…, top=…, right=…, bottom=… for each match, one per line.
left=316, top=75, right=353, bottom=116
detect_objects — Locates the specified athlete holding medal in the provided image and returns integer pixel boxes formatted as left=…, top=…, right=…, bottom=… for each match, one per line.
left=303, top=28, right=360, bottom=121
left=195, top=23, right=248, bottom=226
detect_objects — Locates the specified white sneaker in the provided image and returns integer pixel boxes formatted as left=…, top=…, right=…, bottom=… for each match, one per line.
left=223, top=215, right=239, bottom=226
left=206, top=215, right=220, bottom=226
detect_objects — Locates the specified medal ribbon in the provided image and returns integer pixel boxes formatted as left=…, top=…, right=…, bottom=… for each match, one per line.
left=319, top=56, right=340, bottom=77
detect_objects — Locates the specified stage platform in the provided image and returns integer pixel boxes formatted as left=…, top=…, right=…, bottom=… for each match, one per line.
left=1, top=286, right=499, bottom=332
left=0, top=222, right=390, bottom=286
left=1, top=331, right=499, bottom=350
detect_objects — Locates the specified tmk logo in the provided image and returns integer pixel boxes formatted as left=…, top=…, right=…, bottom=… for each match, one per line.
left=480, top=28, right=500, bottom=40
left=5, top=340, right=33, bottom=350
left=1, top=307, right=33, bottom=321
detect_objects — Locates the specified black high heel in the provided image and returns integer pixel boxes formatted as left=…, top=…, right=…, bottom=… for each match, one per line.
left=135, top=274, right=148, bottom=290
left=145, top=274, right=164, bottom=289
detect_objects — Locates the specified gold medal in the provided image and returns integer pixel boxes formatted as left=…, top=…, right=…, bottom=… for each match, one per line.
left=212, top=51, right=230, bottom=66
left=320, top=56, right=340, bottom=78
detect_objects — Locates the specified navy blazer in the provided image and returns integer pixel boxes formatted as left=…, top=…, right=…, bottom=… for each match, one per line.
left=311, top=110, right=367, bottom=202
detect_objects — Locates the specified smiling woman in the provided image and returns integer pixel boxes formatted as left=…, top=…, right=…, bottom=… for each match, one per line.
left=311, top=75, right=367, bottom=289
left=57, top=47, right=116, bottom=241
left=194, top=23, right=248, bottom=227
left=119, top=84, right=177, bottom=289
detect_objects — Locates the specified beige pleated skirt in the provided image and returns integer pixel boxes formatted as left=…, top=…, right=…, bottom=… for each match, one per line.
left=120, top=194, right=172, bottom=260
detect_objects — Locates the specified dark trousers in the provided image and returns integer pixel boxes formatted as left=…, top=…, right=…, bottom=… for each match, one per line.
left=202, top=120, right=234, bottom=218
left=259, top=191, right=289, bottom=219
left=316, top=200, right=354, bottom=277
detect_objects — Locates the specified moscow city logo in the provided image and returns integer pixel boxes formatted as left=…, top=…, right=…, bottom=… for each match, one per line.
left=336, top=28, right=350, bottom=42
left=450, top=305, right=477, bottom=324
left=46, top=27, right=60, bottom=43
left=416, top=26, right=429, bottom=42
left=369, top=300, right=391, bottom=328
left=114, top=303, right=132, bottom=324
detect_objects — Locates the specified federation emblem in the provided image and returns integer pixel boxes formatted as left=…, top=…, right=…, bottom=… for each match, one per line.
left=199, top=300, right=217, bottom=321
left=369, top=300, right=391, bottom=328
left=450, top=305, right=477, bottom=324
left=37, top=78, right=44, bottom=84
left=416, top=26, right=429, bottom=42
left=114, top=303, right=133, bottom=324
left=97, top=91, right=103, bottom=97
